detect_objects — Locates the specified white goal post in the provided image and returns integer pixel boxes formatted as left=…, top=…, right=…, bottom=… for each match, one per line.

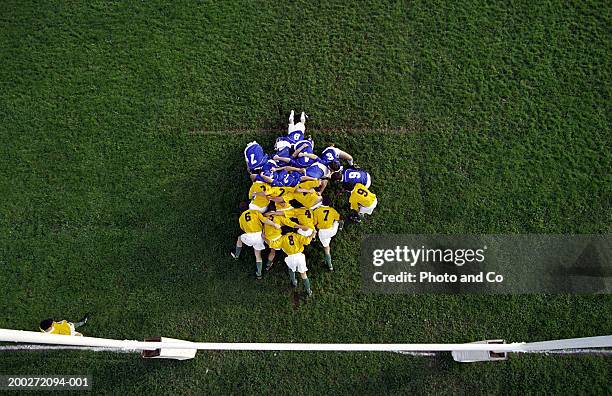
left=1, top=329, right=610, bottom=362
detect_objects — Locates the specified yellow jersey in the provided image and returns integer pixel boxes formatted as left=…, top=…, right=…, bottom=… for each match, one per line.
left=278, top=232, right=312, bottom=255
left=349, top=183, right=377, bottom=211
left=313, top=206, right=340, bottom=229
left=267, top=186, right=295, bottom=210
left=239, top=209, right=267, bottom=233
left=249, top=182, right=271, bottom=208
left=41, top=320, right=72, bottom=335
left=293, top=180, right=321, bottom=209
left=286, top=207, right=315, bottom=229
left=263, top=214, right=299, bottom=241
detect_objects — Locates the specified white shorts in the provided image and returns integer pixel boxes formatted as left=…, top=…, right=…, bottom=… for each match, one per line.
left=359, top=198, right=378, bottom=215
left=318, top=221, right=339, bottom=248
left=298, top=227, right=315, bottom=237
left=249, top=202, right=268, bottom=213
left=285, top=252, right=308, bottom=273
left=288, top=122, right=305, bottom=134
left=365, top=173, right=371, bottom=188
left=240, top=232, right=266, bottom=251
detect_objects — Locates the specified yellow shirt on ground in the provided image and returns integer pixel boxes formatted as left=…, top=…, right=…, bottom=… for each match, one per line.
left=249, top=182, right=271, bottom=207
left=41, top=320, right=72, bottom=335
left=278, top=232, right=312, bottom=255
left=349, top=183, right=377, bottom=211
left=313, top=206, right=340, bottom=229
left=286, top=208, right=315, bottom=229
left=264, top=214, right=300, bottom=241
left=239, top=209, right=267, bottom=233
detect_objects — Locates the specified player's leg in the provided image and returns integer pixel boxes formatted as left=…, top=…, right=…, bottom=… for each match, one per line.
left=285, top=255, right=298, bottom=287
left=299, top=271, right=312, bottom=297
left=296, top=253, right=312, bottom=296
left=231, top=236, right=243, bottom=259
left=74, top=313, right=90, bottom=328
left=254, top=248, right=263, bottom=279
left=266, top=248, right=276, bottom=271
left=323, top=245, right=333, bottom=271
left=288, top=110, right=295, bottom=131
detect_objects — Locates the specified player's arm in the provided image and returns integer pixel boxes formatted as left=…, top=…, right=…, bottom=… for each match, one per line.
left=275, top=165, right=306, bottom=174
left=281, top=216, right=304, bottom=230
left=298, top=152, right=318, bottom=159
left=292, top=143, right=308, bottom=157
left=336, top=148, right=354, bottom=165
left=257, top=172, right=274, bottom=183
left=258, top=212, right=281, bottom=229
left=273, top=154, right=292, bottom=163
left=299, top=175, right=318, bottom=182
left=318, top=179, right=329, bottom=193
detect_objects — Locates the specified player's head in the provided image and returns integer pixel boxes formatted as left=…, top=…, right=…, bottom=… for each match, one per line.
left=40, top=319, right=53, bottom=331
left=329, top=161, right=341, bottom=172
left=330, top=172, right=343, bottom=182
left=239, top=201, right=249, bottom=212
left=322, top=196, right=331, bottom=206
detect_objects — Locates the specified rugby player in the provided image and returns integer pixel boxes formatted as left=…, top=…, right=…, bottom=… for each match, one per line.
left=349, top=183, right=377, bottom=222
left=39, top=314, right=89, bottom=337
left=330, top=167, right=371, bottom=189
left=278, top=230, right=316, bottom=297
left=313, top=198, right=342, bottom=271
left=263, top=212, right=309, bottom=271
left=244, top=141, right=268, bottom=173
left=231, top=202, right=281, bottom=279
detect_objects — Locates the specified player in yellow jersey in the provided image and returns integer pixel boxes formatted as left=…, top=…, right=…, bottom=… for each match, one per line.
left=284, top=207, right=316, bottom=238
left=349, top=183, right=377, bottom=222
left=262, top=212, right=309, bottom=271
left=231, top=202, right=281, bottom=279
left=313, top=197, right=343, bottom=271
left=265, top=185, right=295, bottom=211
left=278, top=230, right=316, bottom=297
left=248, top=181, right=271, bottom=212
left=292, top=179, right=323, bottom=210
left=39, top=314, right=89, bottom=336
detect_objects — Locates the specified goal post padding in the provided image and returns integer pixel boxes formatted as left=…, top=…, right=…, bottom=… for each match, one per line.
left=1, top=329, right=610, bottom=354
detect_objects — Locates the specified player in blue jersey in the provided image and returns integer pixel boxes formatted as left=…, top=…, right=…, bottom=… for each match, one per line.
left=291, top=138, right=316, bottom=168
left=330, top=167, right=371, bottom=189
left=244, top=141, right=268, bottom=173
left=287, top=110, right=307, bottom=144
left=320, top=145, right=354, bottom=167
left=272, top=136, right=294, bottom=165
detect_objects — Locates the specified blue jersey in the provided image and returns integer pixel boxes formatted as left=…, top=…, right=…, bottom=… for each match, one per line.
left=275, top=146, right=293, bottom=163
left=254, top=170, right=274, bottom=183
left=342, top=168, right=369, bottom=186
left=272, top=170, right=301, bottom=187
left=320, top=147, right=339, bottom=165
left=292, top=140, right=315, bottom=168
left=305, top=163, right=329, bottom=179
left=245, top=142, right=268, bottom=171
left=262, top=159, right=277, bottom=173
left=287, top=130, right=304, bottom=144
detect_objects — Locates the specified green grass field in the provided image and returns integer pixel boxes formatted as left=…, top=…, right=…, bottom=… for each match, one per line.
left=1, top=0, right=610, bottom=394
